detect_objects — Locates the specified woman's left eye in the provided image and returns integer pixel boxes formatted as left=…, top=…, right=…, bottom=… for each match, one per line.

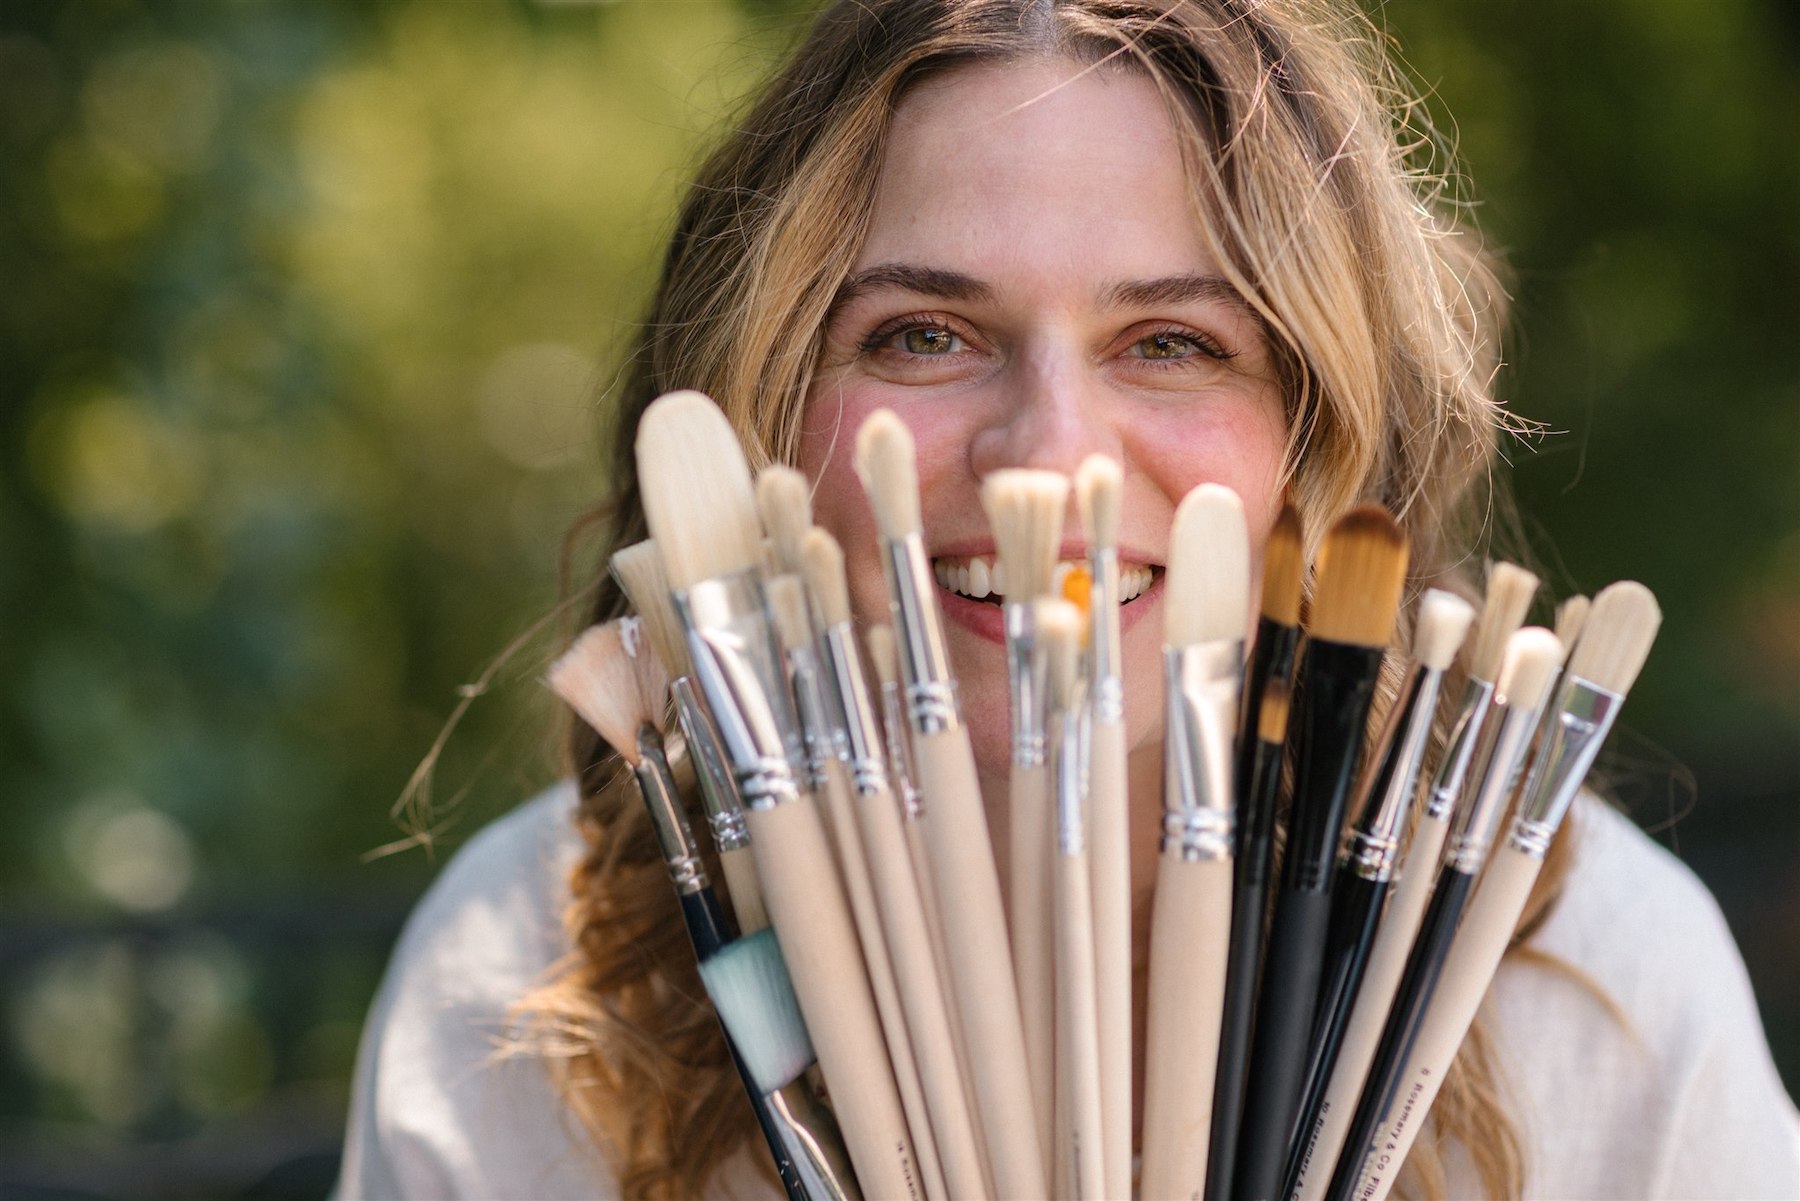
left=1128, top=330, right=1232, bottom=361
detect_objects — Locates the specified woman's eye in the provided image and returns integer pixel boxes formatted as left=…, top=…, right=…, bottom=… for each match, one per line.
left=1132, top=330, right=1226, bottom=361
left=896, top=326, right=963, bottom=355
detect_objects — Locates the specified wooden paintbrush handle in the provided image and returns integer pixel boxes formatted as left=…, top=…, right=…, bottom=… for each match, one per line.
left=1087, top=715, right=1133, bottom=1201
left=1057, top=842, right=1106, bottom=1201
left=744, top=798, right=923, bottom=1201
left=1008, top=759, right=1054, bottom=1178
left=1140, top=854, right=1234, bottom=1201
left=1343, top=846, right=1542, bottom=1201
left=720, top=844, right=770, bottom=935
left=912, top=726, right=1047, bottom=1201
left=1291, top=813, right=1450, bottom=1201
left=853, top=771, right=989, bottom=1200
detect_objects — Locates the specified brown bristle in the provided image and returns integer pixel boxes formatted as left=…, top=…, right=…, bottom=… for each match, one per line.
left=1308, top=505, right=1408, bottom=647
left=1260, top=505, right=1304, bottom=627
left=611, top=539, right=691, bottom=679
left=1257, top=675, right=1293, bottom=743
left=756, top=466, right=812, bottom=576
left=636, top=390, right=762, bottom=589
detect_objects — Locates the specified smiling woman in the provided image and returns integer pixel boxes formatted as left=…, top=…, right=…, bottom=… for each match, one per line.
left=335, top=2, right=1799, bottom=1199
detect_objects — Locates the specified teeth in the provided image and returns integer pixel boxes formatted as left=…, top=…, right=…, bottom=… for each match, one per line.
left=930, top=555, right=1158, bottom=604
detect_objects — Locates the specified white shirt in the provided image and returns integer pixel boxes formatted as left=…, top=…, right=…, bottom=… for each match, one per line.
left=336, top=783, right=1800, bottom=1199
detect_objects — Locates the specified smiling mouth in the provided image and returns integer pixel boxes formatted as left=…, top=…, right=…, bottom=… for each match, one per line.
left=930, top=555, right=1160, bottom=605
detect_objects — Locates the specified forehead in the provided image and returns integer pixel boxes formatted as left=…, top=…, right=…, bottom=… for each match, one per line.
left=858, top=57, right=1215, bottom=284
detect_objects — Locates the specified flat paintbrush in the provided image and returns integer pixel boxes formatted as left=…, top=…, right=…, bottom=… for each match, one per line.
left=1234, top=505, right=1408, bottom=1201
left=855, top=409, right=1046, bottom=1201
left=1323, top=626, right=1565, bottom=1201
left=1333, top=582, right=1659, bottom=1201
left=638, top=390, right=922, bottom=1200
left=1141, top=483, right=1249, bottom=1201
left=1208, top=504, right=1302, bottom=1201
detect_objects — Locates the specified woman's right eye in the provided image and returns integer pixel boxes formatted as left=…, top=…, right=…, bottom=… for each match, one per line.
left=897, top=326, right=963, bottom=355
left=860, top=315, right=972, bottom=358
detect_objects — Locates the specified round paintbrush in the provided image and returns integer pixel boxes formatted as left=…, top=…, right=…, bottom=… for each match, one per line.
left=638, top=390, right=922, bottom=1201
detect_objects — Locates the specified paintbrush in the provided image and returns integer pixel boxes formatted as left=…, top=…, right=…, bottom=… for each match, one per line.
left=1208, top=504, right=1303, bottom=1201
left=1283, top=589, right=1475, bottom=1197
left=1141, top=483, right=1248, bottom=1201
left=803, top=528, right=991, bottom=1200
left=980, top=466, right=1067, bottom=1177
left=1287, top=562, right=1537, bottom=1201
left=855, top=409, right=1046, bottom=1201
left=637, top=390, right=922, bottom=1200
left=1332, top=581, right=1659, bottom=1201
left=1073, top=454, right=1133, bottom=1201
left=547, top=619, right=854, bottom=1201
left=766, top=572, right=948, bottom=1201
left=1323, top=625, right=1566, bottom=1201
left=1234, top=505, right=1409, bottom=1201
left=613, top=538, right=770, bottom=936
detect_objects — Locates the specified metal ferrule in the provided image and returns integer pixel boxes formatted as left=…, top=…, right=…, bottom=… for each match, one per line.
left=879, top=677, right=926, bottom=822
left=675, top=569, right=805, bottom=813
left=632, top=725, right=708, bottom=896
left=1005, top=602, right=1050, bottom=768
left=1345, top=664, right=1446, bottom=882
left=1054, top=692, right=1091, bottom=856
left=1089, top=547, right=1124, bottom=725
left=821, top=622, right=890, bottom=798
left=1443, top=689, right=1549, bottom=874
left=671, top=678, right=750, bottom=853
left=1161, top=638, right=1243, bottom=861
left=1423, top=676, right=1497, bottom=822
left=882, top=534, right=960, bottom=735
left=1507, top=674, right=1623, bottom=860
left=783, top=634, right=835, bottom=793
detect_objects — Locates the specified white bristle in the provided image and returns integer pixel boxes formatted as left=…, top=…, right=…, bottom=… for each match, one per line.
left=982, top=469, right=1070, bottom=602
left=866, top=622, right=899, bottom=689
left=756, top=466, right=812, bottom=576
left=1566, top=581, right=1661, bottom=695
left=1163, top=483, right=1249, bottom=647
left=802, top=527, right=853, bottom=627
left=696, top=928, right=815, bottom=1094
left=1495, top=626, right=1565, bottom=713
left=1554, top=594, right=1591, bottom=648
left=853, top=410, right=922, bottom=539
left=1037, top=598, right=1084, bottom=712
left=1469, top=562, right=1539, bottom=683
left=1074, top=454, right=1122, bottom=552
left=636, top=390, right=763, bottom=589
left=765, top=573, right=814, bottom=654
left=547, top=620, right=654, bottom=764
left=619, top=616, right=670, bottom=720
left=1413, top=589, right=1477, bottom=672
left=611, top=539, right=692, bottom=679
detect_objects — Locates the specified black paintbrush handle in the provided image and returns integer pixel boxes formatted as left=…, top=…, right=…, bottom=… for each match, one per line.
left=1323, top=867, right=1476, bottom=1201
left=1233, top=884, right=1333, bottom=1201
left=1207, top=734, right=1285, bottom=1201
left=680, top=888, right=810, bottom=1201
left=1283, top=870, right=1389, bottom=1197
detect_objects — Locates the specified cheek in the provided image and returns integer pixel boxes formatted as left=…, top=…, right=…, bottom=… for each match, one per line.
left=1134, top=394, right=1289, bottom=547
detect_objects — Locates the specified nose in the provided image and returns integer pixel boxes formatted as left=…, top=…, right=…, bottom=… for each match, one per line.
left=967, top=342, right=1120, bottom=481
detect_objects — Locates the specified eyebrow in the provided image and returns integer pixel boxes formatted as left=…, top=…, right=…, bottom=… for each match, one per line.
left=832, top=262, right=1253, bottom=319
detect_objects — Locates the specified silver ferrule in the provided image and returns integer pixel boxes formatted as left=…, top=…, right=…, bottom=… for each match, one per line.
left=675, top=570, right=805, bottom=813
left=1423, top=676, right=1496, bottom=821
left=879, top=677, right=926, bottom=822
left=882, top=533, right=960, bottom=735
left=1161, top=638, right=1242, bottom=861
left=1507, top=675, right=1623, bottom=860
left=1443, top=688, right=1548, bottom=874
left=632, top=725, right=708, bottom=896
left=783, top=634, right=835, bottom=793
left=1090, top=547, right=1124, bottom=725
left=822, top=622, right=890, bottom=798
left=767, top=1083, right=862, bottom=1201
left=1005, top=602, right=1050, bottom=768
left=1054, top=693, right=1091, bottom=856
left=1345, top=664, right=1446, bottom=881
left=671, top=677, right=750, bottom=853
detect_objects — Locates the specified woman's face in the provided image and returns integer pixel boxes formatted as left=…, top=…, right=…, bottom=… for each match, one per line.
left=799, top=58, right=1289, bottom=816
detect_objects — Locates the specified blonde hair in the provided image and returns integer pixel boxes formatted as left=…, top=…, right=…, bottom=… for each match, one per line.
left=523, top=2, right=1574, bottom=1197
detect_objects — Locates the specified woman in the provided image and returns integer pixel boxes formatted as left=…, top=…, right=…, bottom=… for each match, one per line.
left=337, top=1, right=1799, bottom=1197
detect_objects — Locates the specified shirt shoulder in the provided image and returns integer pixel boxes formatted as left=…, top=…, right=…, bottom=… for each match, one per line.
left=1482, top=795, right=1800, bottom=1199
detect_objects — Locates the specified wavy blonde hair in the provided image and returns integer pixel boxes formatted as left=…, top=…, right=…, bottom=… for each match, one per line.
left=522, top=2, right=1575, bottom=1196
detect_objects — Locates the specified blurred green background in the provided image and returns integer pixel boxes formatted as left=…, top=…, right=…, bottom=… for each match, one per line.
left=1, top=1, right=1794, bottom=1196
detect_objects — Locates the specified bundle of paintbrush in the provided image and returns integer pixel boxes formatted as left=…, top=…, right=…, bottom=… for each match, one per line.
left=546, top=389, right=1661, bottom=1201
